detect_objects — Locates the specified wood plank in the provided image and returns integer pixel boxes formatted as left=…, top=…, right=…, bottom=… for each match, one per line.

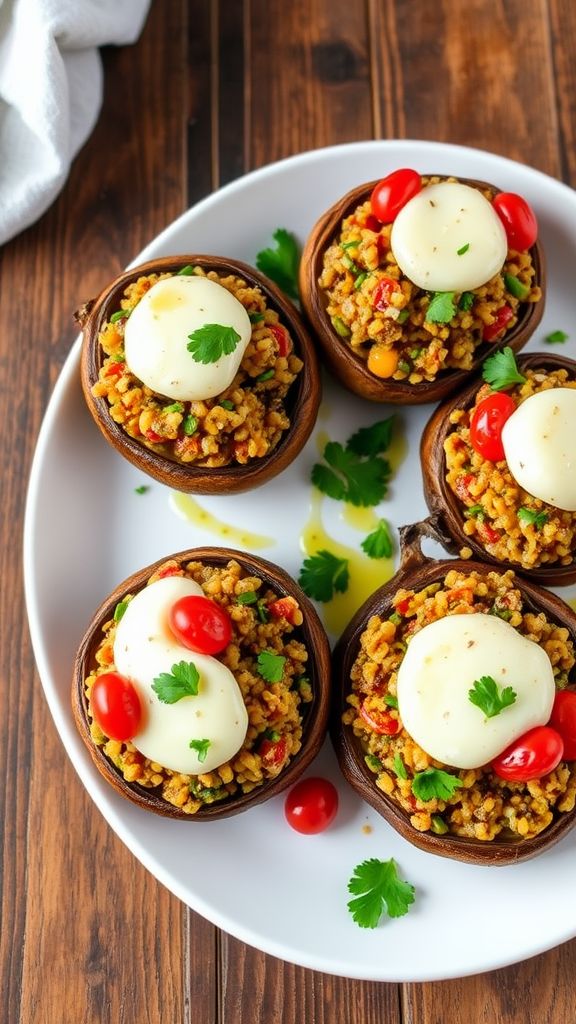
left=549, top=0, right=576, bottom=184
left=370, top=0, right=560, bottom=178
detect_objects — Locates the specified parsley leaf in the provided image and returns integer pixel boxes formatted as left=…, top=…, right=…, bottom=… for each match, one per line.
left=189, top=738, right=211, bottom=763
left=312, top=441, right=390, bottom=507
left=152, top=661, right=200, bottom=703
left=459, top=291, right=475, bottom=311
left=393, top=753, right=408, bottom=780
left=347, top=415, right=395, bottom=457
left=187, top=324, right=242, bottom=364
left=468, top=675, right=517, bottom=718
left=255, top=228, right=300, bottom=300
left=361, top=518, right=394, bottom=559
left=544, top=329, right=569, bottom=345
left=134, top=485, right=149, bottom=495
left=411, top=768, right=461, bottom=802
left=482, top=347, right=526, bottom=391
left=518, top=507, right=549, bottom=529
left=425, top=291, right=456, bottom=324
left=298, top=550, right=349, bottom=602
left=257, top=650, right=286, bottom=683
left=347, top=858, right=415, bottom=929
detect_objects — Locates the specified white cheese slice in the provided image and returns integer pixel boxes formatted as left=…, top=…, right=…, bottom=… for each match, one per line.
left=124, top=275, right=252, bottom=401
left=501, top=387, right=576, bottom=512
left=390, top=181, right=508, bottom=292
left=113, top=576, right=248, bottom=774
left=396, top=613, right=554, bottom=769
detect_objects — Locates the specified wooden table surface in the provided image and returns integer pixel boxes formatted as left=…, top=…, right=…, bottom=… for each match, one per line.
left=4, top=1, right=576, bottom=1020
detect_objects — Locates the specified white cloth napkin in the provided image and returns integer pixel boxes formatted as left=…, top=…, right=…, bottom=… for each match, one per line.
left=0, top=0, right=151, bottom=245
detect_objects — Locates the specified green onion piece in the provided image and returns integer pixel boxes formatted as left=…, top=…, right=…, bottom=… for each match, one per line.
left=398, top=360, right=411, bottom=374
left=393, top=754, right=408, bottom=780
left=341, top=239, right=361, bottom=250
left=354, top=272, right=368, bottom=290
left=164, top=402, right=184, bottom=414
left=263, top=728, right=280, bottom=742
left=255, top=369, right=275, bottom=382
left=504, top=273, right=529, bottom=300
left=383, top=695, right=398, bottom=709
left=465, top=504, right=485, bottom=519
left=431, top=814, right=449, bottom=835
left=177, top=264, right=195, bottom=276
left=365, top=754, right=383, bottom=773
left=249, top=311, right=265, bottom=323
left=236, top=591, right=258, bottom=605
left=220, top=399, right=235, bottom=411
left=457, top=243, right=470, bottom=255
left=331, top=316, right=351, bottom=338
left=113, top=600, right=128, bottom=622
left=183, top=415, right=198, bottom=436
left=397, top=310, right=410, bottom=323
left=110, top=309, right=129, bottom=324
left=256, top=599, right=269, bottom=623
left=388, top=612, right=401, bottom=625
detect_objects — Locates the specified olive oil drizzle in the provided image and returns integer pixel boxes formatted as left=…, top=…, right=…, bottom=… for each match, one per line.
left=170, top=492, right=274, bottom=549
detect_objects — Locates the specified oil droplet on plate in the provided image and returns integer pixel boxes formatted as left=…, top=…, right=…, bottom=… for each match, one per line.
left=170, top=493, right=274, bottom=550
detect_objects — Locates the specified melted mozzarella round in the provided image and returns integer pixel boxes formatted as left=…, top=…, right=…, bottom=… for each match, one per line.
left=113, top=576, right=248, bottom=774
left=396, top=613, right=554, bottom=769
left=390, top=182, right=508, bottom=292
left=123, top=275, right=252, bottom=401
left=501, top=387, right=576, bottom=512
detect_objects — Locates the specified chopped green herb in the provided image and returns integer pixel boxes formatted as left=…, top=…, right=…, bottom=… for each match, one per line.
left=365, top=754, right=383, bottom=773
left=256, top=599, right=269, bottom=623
left=518, top=507, right=549, bottom=529
left=113, top=600, right=128, bottom=623
left=255, top=369, right=275, bottom=382
left=164, top=402, right=184, bottom=414
left=299, top=549, right=349, bottom=602
left=341, top=254, right=360, bottom=273
left=189, top=738, right=211, bottom=763
left=361, top=519, right=394, bottom=559
left=152, top=661, right=200, bottom=703
left=183, top=414, right=198, bottom=436
left=177, top=264, right=195, bottom=276
left=425, top=291, right=456, bottom=324
left=257, top=650, right=286, bottom=684
left=187, top=324, right=242, bottom=364
left=110, top=309, right=130, bottom=324
left=383, top=695, right=398, bottom=709
left=409, top=346, right=422, bottom=359
left=489, top=604, right=513, bottom=621
left=482, top=347, right=526, bottom=391
left=263, top=728, right=281, bottom=742
left=393, top=753, right=408, bottom=780
left=431, top=814, right=449, bottom=835
left=544, top=329, right=569, bottom=345
left=347, top=858, right=415, bottom=929
left=312, top=441, right=391, bottom=507
left=388, top=611, right=401, bottom=625
left=249, top=311, right=265, bottom=323
left=220, top=399, right=235, bottom=411
left=354, top=272, right=368, bottom=290
left=457, top=243, right=470, bottom=255
left=398, top=359, right=411, bottom=374
left=255, top=228, right=300, bottom=300
left=347, top=416, right=395, bottom=457
left=504, top=273, right=529, bottom=300
left=236, top=591, right=258, bottom=605
left=341, top=239, right=361, bottom=250
left=134, top=485, right=149, bottom=495
left=397, top=309, right=410, bottom=323
left=331, top=315, right=351, bottom=338
left=189, top=779, right=227, bottom=802
left=468, top=675, right=517, bottom=718
left=465, top=504, right=485, bottom=520
left=411, top=768, right=461, bottom=802
left=459, top=291, right=474, bottom=311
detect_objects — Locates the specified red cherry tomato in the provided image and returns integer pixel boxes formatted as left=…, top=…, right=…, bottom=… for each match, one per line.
left=370, top=168, right=422, bottom=223
left=91, top=672, right=142, bottom=741
left=169, top=595, right=232, bottom=655
left=470, top=392, right=516, bottom=462
left=268, top=597, right=298, bottom=623
left=269, top=323, right=292, bottom=357
left=371, top=276, right=400, bottom=311
left=482, top=304, right=514, bottom=342
left=493, top=192, right=538, bottom=251
left=359, top=701, right=400, bottom=736
left=549, top=690, right=576, bottom=760
left=492, top=726, right=564, bottom=782
left=284, top=777, right=339, bottom=834
left=260, top=736, right=288, bottom=770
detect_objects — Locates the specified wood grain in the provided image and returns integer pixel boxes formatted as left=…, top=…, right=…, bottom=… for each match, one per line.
left=4, top=0, right=576, bottom=1021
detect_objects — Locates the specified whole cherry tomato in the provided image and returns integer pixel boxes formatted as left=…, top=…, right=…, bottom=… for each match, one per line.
left=549, top=690, right=576, bottom=760
left=359, top=700, right=400, bottom=736
left=492, top=726, right=564, bottom=782
left=169, top=595, right=232, bottom=655
left=482, top=304, right=514, bottom=342
left=91, top=671, right=142, bottom=741
left=284, top=777, right=339, bottom=834
left=470, top=392, right=516, bottom=462
left=493, top=192, right=538, bottom=251
left=370, top=168, right=422, bottom=223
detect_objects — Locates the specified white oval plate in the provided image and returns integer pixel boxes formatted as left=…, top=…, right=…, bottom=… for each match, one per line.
left=24, top=141, right=576, bottom=981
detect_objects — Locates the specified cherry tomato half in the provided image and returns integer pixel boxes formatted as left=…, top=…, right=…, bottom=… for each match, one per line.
left=492, top=726, right=564, bottom=782
left=269, top=323, right=292, bottom=357
left=91, top=671, right=142, bottom=741
left=260, top=736, right=288, bottom=770
left=359, top=700, right=400, bottom=736
left=482, top=304, right=514, bottom=342
left=493, top=192, right=538, bottom=251
left=169, top=595, right=232, bottom=655
left=284, top=777, right=339, bottom=834
left=549, top=690, right=576, bottom=760
left=371, top=276, right=400, bottom=311
left=370, top=168, right=422, bottom=223
left=469, top=391, right=516, bottom=463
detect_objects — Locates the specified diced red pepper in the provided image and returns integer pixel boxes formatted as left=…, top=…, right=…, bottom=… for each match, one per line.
left=359, top=701, right=400, bottom=736
left=477, top=520, right=501, bottom=546
left=482, top=305, right=513, bottom=342
left=268, top=597, right=298, bottom=623
left=455, top=473, right=475, bottom=503
left=395, top=597, right=411, bottom=616
left=372, top=276, right=399, bottom=311
left=260, top=736, right=288, bottom=769
left=364, top=214, right=381, bottom=233
left=156, top=564, right=180, bottom=579
left=145, top=428, right=163, bottom=443
left=105, top=361, right=125, bottom=377
left=269, top=324, right=292, bottom=357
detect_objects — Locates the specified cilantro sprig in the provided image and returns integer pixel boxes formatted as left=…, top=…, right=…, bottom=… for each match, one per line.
left=544, top=329, right=569, bottom=345
left=468, top=675, right=517, bottom=718
left=347, top=415, right=395, bottom=457
left=257, top=650, right=286, bottom=683
left=411, top=768, right=461, bottom=802
left=255, top=228, right=300, bottom=300
left=189, top=738, right=211, bottom=763
left=187, top=324, right=242, bottom=364
left=347, top=858, right=415, bottom=929
left=152, top=661, right=200, bottom=703
left=482, top=347, right=526, bottom=391
left=298, top=550, right=349, bottom=602
left=361, top=518, right=394, bottom=559
left=425, top=291, right=456, bottom=324
left=518, top=507, right=549, bottom=529
left=311, top=416, right=395, bottom=508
